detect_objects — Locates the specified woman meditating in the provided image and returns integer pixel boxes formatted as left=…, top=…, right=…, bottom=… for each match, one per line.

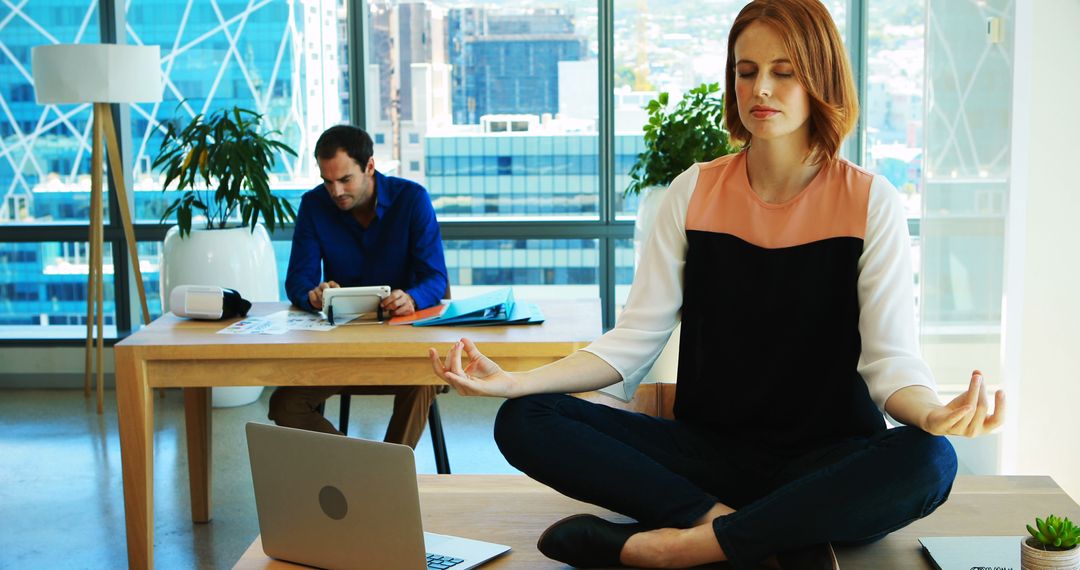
left=429, top=1, right=1005, bottom=568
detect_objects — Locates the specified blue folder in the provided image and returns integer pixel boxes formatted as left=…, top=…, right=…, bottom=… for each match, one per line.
left=413, top=287, right=516, bottom=326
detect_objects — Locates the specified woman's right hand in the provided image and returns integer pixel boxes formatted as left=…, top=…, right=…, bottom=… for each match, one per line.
left=428, top=337, right=519, bottom=398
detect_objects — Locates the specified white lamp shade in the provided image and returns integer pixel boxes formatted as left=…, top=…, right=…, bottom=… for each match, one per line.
left=32, top=44, right=162, bottom=104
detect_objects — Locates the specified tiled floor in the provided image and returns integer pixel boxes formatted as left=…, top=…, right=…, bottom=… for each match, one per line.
left=0, top=388, right=515, bottom=569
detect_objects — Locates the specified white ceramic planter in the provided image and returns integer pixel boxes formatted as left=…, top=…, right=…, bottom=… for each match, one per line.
left=1022, top=538, right=1080, bottom=570
left=161, top=224, right=280, bottom=408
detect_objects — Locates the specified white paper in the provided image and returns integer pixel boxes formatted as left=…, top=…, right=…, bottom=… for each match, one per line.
left=217, top=314, right=289, bottom=335
left=285, top=311, right=341, bottom=331
left=216, top=310, right=360, bottom=334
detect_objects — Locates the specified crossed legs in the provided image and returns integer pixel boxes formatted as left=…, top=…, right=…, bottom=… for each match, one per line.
left=494, top=393, right=957, bottom=569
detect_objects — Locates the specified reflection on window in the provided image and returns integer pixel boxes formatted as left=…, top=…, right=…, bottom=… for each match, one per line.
left=444, top=239, right=606, bottom=291
left=0, top=242, right=119, bottom=339
left=0, top=4, right=100, bottom=225
left=368, top=2, right=602, bottom=219
left=126, top=0, right=350, bottom=224
left=865, top=1, right=925, bottom=221
left=612, top=1, right=847, bottom=217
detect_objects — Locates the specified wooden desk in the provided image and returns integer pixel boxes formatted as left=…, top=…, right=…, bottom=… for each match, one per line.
left=233, top=475, right=1080, bottom=570
left=114, top=300, right=600, bottom=570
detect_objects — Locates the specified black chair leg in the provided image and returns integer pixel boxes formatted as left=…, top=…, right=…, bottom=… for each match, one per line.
left=338, top=394, right=351, bottom=436
left=429, top=399, right=450, bottom=474
left=324, top=391, right=448, bottom=474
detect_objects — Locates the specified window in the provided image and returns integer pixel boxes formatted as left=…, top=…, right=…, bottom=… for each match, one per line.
left=0, top=0, right=1014, bottom=356
left=444, top=239, right=599, bottom=300
left=373, top=2, right=599, bottom=221
left=126, top=0, right=349, bottom=224
left=917, top=0, right=1012, bottom=392
left=612, top=1, right=847, bottom=219
left=0, top=4, right=100, bottom=227
left=0, top=242, right=118, bottom=337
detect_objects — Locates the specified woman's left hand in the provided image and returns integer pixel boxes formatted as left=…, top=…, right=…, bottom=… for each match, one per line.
left=922, top=370, right=1006, bottom=437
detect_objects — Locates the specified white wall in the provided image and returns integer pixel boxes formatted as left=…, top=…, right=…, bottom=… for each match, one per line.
left=0, top=347, right=112, bottom=387
left=1004, top=0, right=1080, bottom=499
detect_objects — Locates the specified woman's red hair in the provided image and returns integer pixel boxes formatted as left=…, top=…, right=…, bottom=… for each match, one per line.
left=724, top=0, right=859, bottom=163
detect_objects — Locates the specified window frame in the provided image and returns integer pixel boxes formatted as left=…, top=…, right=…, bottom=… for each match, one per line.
left=0, top=0, right=875, bottom=343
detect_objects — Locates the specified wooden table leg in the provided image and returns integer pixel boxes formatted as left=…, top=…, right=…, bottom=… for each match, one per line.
left=115, top=348, right=154, bottom=570
left=184, top=388, right=212, bottom=523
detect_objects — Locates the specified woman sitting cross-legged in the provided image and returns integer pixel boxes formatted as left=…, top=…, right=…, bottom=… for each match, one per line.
left=429, top=1, right=1005, bottom=568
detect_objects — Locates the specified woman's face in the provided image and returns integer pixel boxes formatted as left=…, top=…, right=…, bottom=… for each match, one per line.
left=733, top=22, right=811, bottom=144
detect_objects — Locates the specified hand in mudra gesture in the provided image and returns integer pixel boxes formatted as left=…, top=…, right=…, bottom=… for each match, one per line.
left=923, top=370, right=1006, bottom=437
left=428, top=338, right=518, bottom=398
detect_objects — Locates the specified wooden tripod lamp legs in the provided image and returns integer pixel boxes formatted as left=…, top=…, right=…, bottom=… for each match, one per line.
left=84, top=102, right=152, bottom=414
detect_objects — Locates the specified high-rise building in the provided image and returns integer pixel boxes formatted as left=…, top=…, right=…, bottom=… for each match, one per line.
left=366, top=2, right=451, bottom=183
left=0, top=0, right=345, bottom=330
left=368, top=2, right=447, bottom=125
left=447, top=7, right=587, bottom=125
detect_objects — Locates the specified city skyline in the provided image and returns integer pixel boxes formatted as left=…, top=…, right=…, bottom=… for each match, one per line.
left=0, top=0, right=928, bottom=334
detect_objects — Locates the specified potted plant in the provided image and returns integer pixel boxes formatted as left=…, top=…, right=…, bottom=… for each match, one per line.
left=153, top=106, right=297, bottom=407
left=153, top=106, right=297, bottom=236
left=625, top=82, right=738, bottom=260
left=1022, top=514, right=1080, bottom=569
left=617, top=83, right=738, bottom=387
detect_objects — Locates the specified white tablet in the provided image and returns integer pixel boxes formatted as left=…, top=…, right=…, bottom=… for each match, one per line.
left=321, top=286, right=391, bottom=324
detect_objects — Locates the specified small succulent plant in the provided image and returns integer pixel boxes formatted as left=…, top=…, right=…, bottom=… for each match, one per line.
left=1027, top=514, right=1080, bottom=551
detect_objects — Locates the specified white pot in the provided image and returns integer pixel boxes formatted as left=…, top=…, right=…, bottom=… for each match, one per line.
left=632, top=186, right=680, bottom=384
left=162, top=224, right=280, bottom=408
left=1022, top=538, right=1080, bottom=570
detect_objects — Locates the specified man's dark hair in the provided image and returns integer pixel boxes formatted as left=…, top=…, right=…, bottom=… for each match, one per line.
left=314, top=125, right=374, bottom=167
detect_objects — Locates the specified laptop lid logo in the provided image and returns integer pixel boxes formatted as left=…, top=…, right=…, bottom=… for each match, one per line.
left=318, top=485, right=348, bottom=520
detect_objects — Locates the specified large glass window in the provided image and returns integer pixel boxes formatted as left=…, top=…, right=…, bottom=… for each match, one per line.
left=368, top=1, right=600, bottom=220
left=445, top=239, right=600, bottom=300
left=612, top=1, right=847, bottom=218
left=126, top=0, right=349, bottom=224
left=0, top=0, right=1015, bottom=358
left=0, top=2, right=100, bottom=226
left=919, top=0, right=1012, bottom=392
left=0, top=241, right=117, bottom=338
left=865, top=2, right=924, bottom=221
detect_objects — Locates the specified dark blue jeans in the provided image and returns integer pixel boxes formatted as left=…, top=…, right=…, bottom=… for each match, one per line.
left=494, top=393, right=957, bottom=569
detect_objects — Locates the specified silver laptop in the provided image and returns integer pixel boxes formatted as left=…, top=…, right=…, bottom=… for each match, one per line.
left=246, top=422, right=511, bottom=570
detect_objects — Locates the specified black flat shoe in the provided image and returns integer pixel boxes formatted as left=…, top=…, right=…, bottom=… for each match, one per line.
left=775, top=542, right=839, bottom=570
left=536, top=514, right=646, bottom=568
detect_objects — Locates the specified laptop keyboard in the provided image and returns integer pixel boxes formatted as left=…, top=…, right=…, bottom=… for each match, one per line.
left=426, top=553, right=465, bottom=569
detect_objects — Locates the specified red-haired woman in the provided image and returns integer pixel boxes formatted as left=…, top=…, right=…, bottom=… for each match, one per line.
left=429, top=1, right=1005, bottom=568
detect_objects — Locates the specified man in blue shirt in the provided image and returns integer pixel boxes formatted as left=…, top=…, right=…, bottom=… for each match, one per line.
left=268, top=125, right=448, bottom=448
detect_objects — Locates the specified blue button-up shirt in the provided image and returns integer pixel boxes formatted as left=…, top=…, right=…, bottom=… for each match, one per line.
left=285, top=170, right=448, bottom=312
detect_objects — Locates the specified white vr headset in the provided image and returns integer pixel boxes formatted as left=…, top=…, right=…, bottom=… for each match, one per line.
left=169, top=285, right=253, bottom=320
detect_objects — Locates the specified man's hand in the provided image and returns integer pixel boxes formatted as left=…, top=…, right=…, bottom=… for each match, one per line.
left=381, top=289, right=416, bottom=316
left=428, top=338, right=518, bottom=398
left=922, top=370, right=1006, bottom=437
left=307, top=280, right=340, bottom=311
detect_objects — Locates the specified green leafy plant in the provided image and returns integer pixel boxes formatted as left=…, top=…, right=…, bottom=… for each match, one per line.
left=1027, top=514, right=1080, bottom=551
left=153, top=106, right=297, bottom=237
left=625, top=82, right=739, bottom=197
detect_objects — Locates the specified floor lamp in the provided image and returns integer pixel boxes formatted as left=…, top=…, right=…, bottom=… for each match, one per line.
left=32, top=44, right=162, bottom=413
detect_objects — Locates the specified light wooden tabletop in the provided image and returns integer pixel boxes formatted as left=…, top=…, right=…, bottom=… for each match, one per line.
left=233, top=474, right=1080, bottom=570
left=116, top=300, right=601, bottom=360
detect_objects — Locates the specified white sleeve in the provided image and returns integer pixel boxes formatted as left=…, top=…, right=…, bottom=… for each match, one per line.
left=857, top=176, right=936, bottom=411
left=581, top=165, right=698, bottom=401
